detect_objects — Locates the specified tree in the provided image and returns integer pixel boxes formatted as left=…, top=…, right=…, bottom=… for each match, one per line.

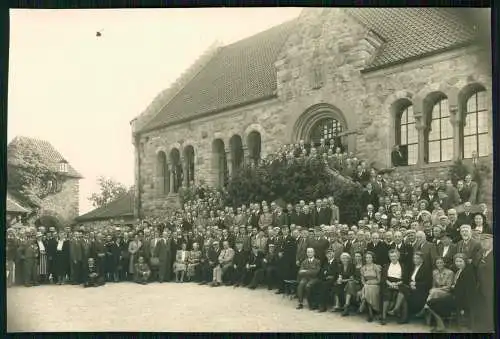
left=225, top=159, right=365, bottom=224
left=88, top=176, right=129, bottom=208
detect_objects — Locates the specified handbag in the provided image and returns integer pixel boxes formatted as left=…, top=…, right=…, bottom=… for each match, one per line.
left=150, top=257, right=160, bottom=267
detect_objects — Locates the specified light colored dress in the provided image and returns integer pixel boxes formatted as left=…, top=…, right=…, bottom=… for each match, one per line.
left=187, top=250, right=202, bottom=278
left=174, top=250, right=189, bottom=272
left=360, top=264, right=381, bottom=312
left=128, top=240, right=142, bottom=274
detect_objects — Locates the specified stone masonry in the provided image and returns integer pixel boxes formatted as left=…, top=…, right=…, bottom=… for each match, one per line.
left=38, top=178, right=80, bottom=226
left=133, top=9, right=493, bottom=217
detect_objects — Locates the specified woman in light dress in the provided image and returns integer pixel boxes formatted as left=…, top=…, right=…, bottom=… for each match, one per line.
left=174, top=242, right=190, bottom=283
left=128, top=233, right=142, bottom=277
left=359, top=251, right=381, bottom=322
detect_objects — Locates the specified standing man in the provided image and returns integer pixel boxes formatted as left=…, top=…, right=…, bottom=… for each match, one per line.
left=69, top=231, right=83, bottom=285
left=154, top=231, right=174, bottom=283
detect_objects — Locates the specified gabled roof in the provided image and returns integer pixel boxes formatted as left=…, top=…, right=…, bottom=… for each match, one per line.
left=8, top=136, right=83, bottom=178
left=75, top=191, right=134, bottom=222
left=6, top=193, right=30, bottom=214
left=141, top=19, right=298, bottom=132
left=346, top=8, right=476, bottom=71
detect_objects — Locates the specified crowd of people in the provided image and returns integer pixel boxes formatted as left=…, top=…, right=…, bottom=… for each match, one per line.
left=6, top=139, right=494, bottom=333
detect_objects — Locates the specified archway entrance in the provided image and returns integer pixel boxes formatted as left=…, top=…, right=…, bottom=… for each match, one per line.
left=212, top=139, right=228, bottom=187
left=170, top=148, right=182, bottom=193
left=309, top=118, right=344, bottom=149
left=183, top=145, right=195, bottom=187
left=292, top=103, right=353, bottom=152
left=247, top=131, right=261, bottom=166
left=229, top=135, right=244, bottom=173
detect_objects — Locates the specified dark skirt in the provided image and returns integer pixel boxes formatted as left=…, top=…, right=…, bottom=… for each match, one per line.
left=427, top=294, right=457, bottom=317
left=382, top=276, right=403, bottom=302
left=399, top=284, right=429, bottom=314
left=54, top=251, right=70, bottom=278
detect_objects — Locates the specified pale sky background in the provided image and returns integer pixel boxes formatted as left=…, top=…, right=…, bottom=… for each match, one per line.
left=8, top=8, right=303, bottom=214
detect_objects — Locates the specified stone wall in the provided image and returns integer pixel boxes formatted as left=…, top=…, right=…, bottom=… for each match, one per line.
left=136, top=8, right=493, bottom=216
left=38, top=178, right=80, bottom=225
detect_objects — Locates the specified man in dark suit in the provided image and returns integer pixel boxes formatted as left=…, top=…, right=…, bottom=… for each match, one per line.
left=457, top=202, right=474, bottom=227
left=361, top=183, right=379, bottom=211
left=243, top=245, right=264, bottom=287
left=473, top=236, right=494, bottom=332
left=390, top=231, right=412, bottom=268
left=311, top=228, right=330, bottom=265
left=45, top=230, right=58, bottom=284
left=456, top=225, right=483, bottom=268
left=231, top=241, right=248, bottom=287
left=154, top=231, right=175, bottom=283
left=296, top=247, right=321, bottom=310
left=445, top=179, right=461, bottom=207
left=463, top=174, right=478, bottom=204
left=273, top=206, right=288, bottom=228
left=290, top=205, right=302, bottom=226
left=69, top=231, right=83, bottom=284
left=311, top=248, right=338, bottom=312
left=276, top=227, right=297, bottom=294
left=312, top=200, right=332, bottom=227
left=299, top=206, right=313, bottom=229
left=446, top=208, right=462, bottom=243
left=363, top=204, right=377, bottom=222
left=366, top=232, right=389, bottom=266
left=436, top=189, right=451, bottom=212
left=425, top=185, right=439, bottom=210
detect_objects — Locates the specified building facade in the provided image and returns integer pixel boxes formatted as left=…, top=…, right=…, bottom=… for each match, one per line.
left=7, top=136, right=82, bottom=228
left=131, top=8, right=492, bottom=218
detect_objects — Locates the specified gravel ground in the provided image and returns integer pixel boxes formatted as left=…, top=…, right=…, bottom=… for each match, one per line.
left=7, top=282, right=430, bottom=332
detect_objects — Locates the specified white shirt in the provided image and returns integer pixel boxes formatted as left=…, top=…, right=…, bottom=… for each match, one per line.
left=181, top=250, right=186, bottom=262
left=37, top=240, right=45, bottom=252
left=387, top=262, right=402, bottom=279
left=411, top=264, right=422, bottom=282
left=442, top=245, right=449, bottom=258
left=57, top=240, right=64, bottom=251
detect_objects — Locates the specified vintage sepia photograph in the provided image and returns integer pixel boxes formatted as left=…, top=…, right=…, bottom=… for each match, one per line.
left=5, top=7, right=494, bottom=333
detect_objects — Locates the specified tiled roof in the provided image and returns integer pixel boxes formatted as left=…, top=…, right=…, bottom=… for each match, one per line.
left=8, top=136, right=83, bottom=178
left=142, top=19, right=298, bottom=132
left=345, top=8, right=476, bottom=70
left=140, top=9, right=476, bottom=131
left=6, top=193, right=30, bottom=213
left=75, top=191, right=134, bottom=222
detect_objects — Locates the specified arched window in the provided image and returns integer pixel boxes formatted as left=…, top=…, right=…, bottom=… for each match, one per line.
left=462, top=90, right=489, bottom=158
left=310, top=118, right=343, bottom=148
left=396, top=104, right=418, bottom=165
left=427, top=98, right=453, bottom=163
left=156, top=151, right=169, bottom=195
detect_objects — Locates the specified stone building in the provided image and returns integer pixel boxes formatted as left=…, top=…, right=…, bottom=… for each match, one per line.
left=131, top=8, right=492, bottom=217
left=7, top=136, right=82, bottom=228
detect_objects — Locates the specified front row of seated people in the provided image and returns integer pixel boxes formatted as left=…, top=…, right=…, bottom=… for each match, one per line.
left=81, top=236, right=491, bottom=333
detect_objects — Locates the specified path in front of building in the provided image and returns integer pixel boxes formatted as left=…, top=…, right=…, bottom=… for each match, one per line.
left=8, top=282, right=430, bottom=332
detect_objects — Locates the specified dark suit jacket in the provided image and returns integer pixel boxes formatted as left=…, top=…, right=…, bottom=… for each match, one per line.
left=319, top=259, right=338, bottom=280
left=289, top=212, right=301, bottom=226
left=408, top=263, right=432, bottom=291
left=247, top=251, right=264, bottom=269
left=311, top=238, right=330, bottom=261
left=312, top=208, right=332, bottom=226
left=456, top=238, right=483, bottom=267
left=273, top=213, right=288, bottom=227
left=366, top=241, right=389, bottom=266
left=457, top=212, right=474, bottom=227
left=452, top=265, right=477, bottom=311
left=433, top=242, right=457, bottom=269
left=463, top=181, right=478, bottom=204
left=361, top=190, right=379, bottom=210
left=391, top=150, right=405, bottom=167
left=446, top=221, right=462, bottom=243
left=298, top=257, right=321, bottom=279
left=298, top=212, right=313, bottom=228
left=233, top=249, right=248, bottom=268
left=154, top=238, right=174, bottom=261
left=69, top=240, right=83, bottom=262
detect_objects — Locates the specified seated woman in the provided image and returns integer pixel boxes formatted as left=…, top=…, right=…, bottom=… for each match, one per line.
left=134, top=256, right=151, bottom=285
left=173, top=242, right=190, bottom=283
left=332, top=252, right=358, bottom=316
left=426, top=253, right=477, bottom=333
left=396, top=251, right=432, bottom=323
left=83, top=258, right=104, bottom=288
left=417, top=257, right=454, bottom=321
left=187, top=242, right=202, bottom=282
left=359, top=251, right=381, bottom=322
left=380, top=249, right=408, bottom=325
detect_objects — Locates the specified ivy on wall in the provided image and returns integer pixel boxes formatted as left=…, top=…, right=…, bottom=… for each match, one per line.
left=7, top=142, right=59, bottom=208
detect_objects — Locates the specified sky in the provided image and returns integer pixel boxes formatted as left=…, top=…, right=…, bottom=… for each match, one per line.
left=8, top=8, right=303, bottom=214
